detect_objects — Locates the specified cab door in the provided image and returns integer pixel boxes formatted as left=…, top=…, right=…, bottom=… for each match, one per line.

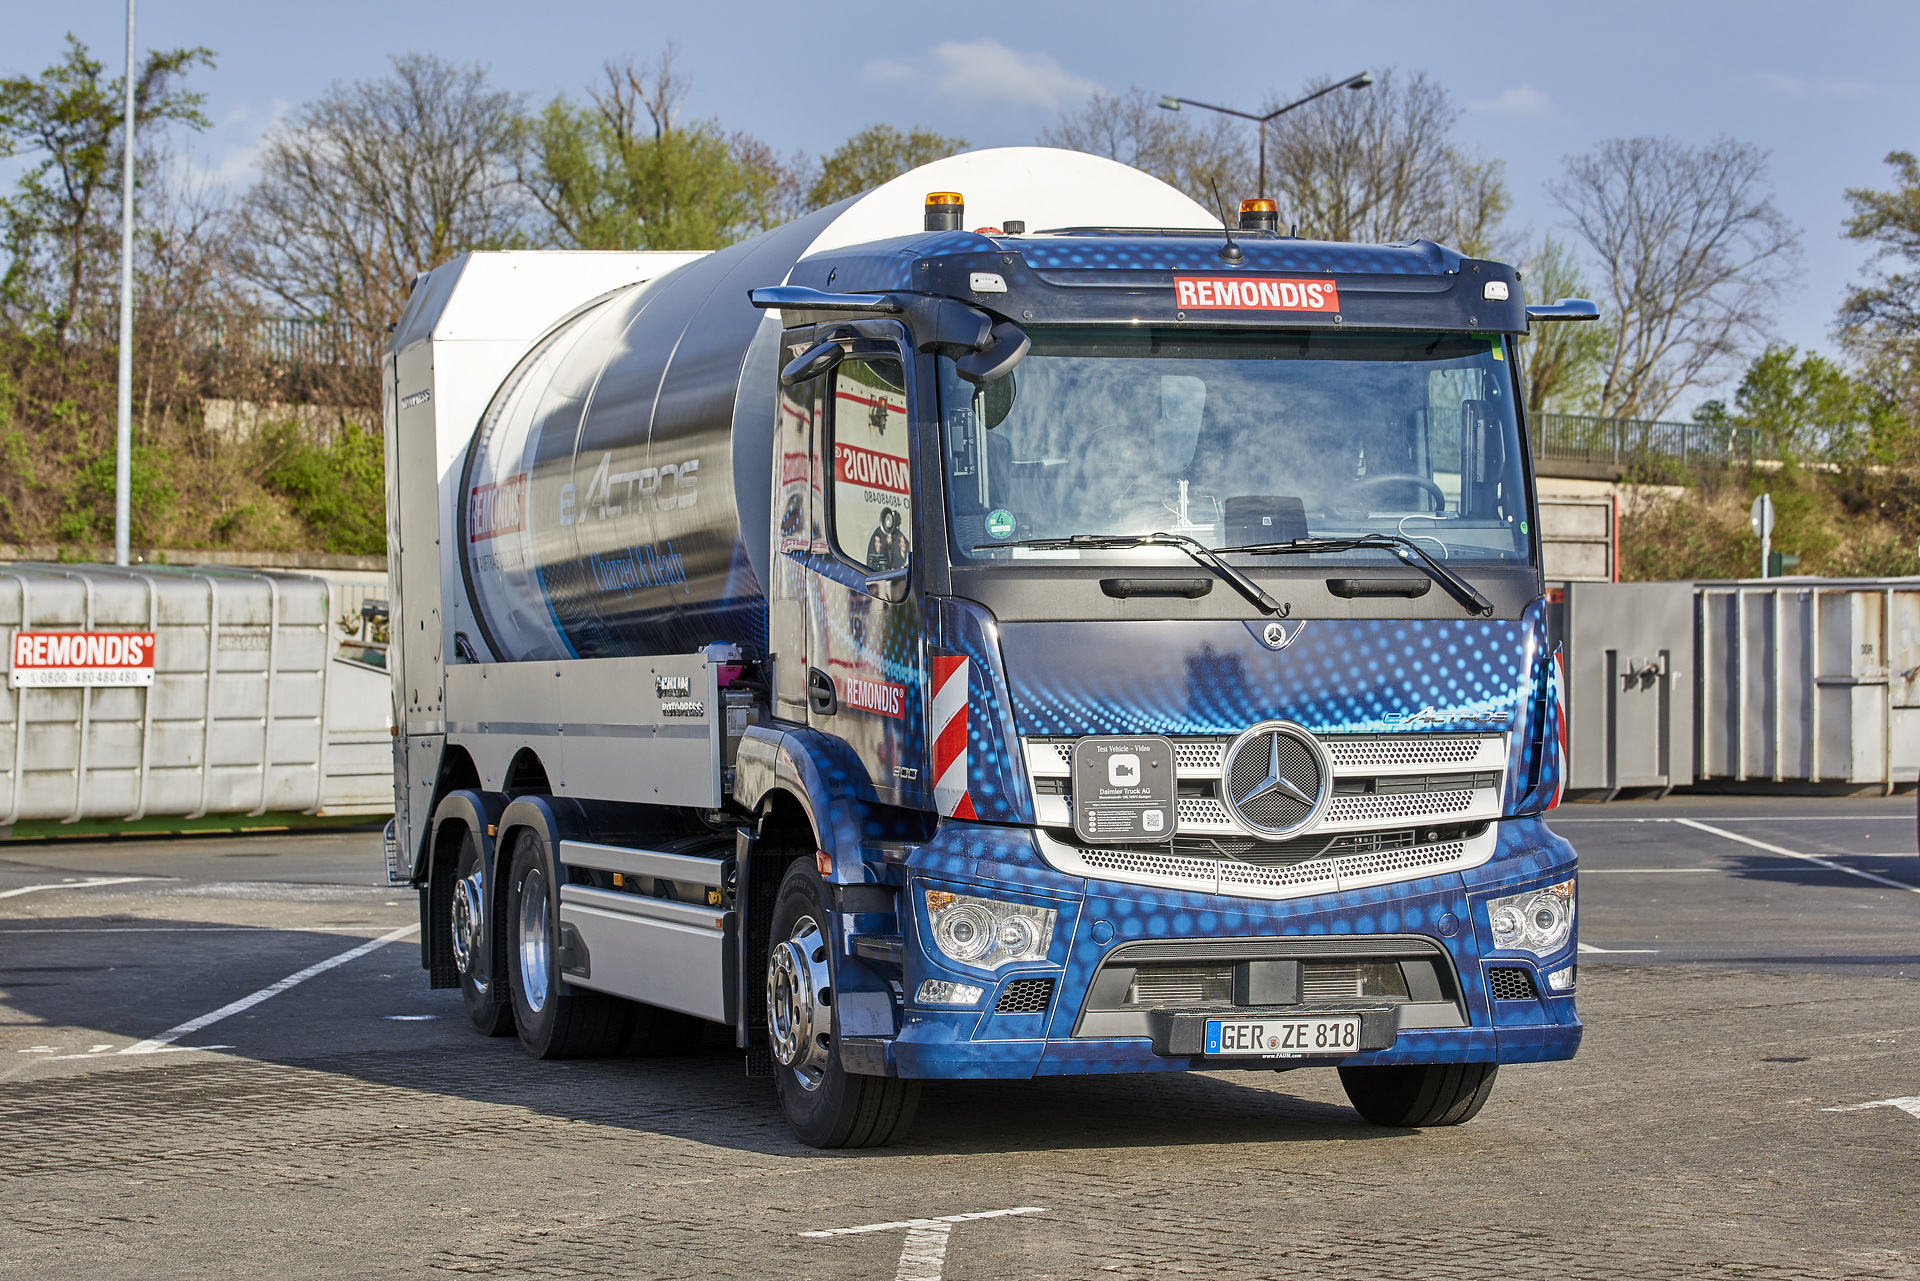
left=804, top=341, right=928, bottom=807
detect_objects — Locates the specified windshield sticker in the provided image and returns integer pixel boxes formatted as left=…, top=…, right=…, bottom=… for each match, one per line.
left=985, top=509, right=1016, bottom=539
left=1173, top=277, right=1340, bottom=312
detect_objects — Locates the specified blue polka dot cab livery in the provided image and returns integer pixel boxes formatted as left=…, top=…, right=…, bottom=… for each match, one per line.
left=386, top=148, right=1592, bottom=1149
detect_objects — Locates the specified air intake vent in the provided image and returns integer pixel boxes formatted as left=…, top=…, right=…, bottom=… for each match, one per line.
left=1486, top=967, right=1539, bottom=1001
left=995, top=978, right=1056, bottom=1014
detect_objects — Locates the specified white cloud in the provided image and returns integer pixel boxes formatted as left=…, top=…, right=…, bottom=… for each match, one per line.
left=1467, top=85, right=1554, bottom=118
left=863, top=39, right=1100, bottom=112
left=1759, top=73, right=1878, bottom=98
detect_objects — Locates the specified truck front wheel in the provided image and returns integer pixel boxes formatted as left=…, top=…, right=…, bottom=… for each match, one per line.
left=505, top=827, right=631, bottom=1059
left=1337, top=1062, right=1498, bottom=1127
left=767, top=860, right=919, bottom=1148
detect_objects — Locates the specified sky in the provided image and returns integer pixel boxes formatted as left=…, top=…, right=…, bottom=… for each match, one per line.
left=10, top=0, right=1918, bottom=411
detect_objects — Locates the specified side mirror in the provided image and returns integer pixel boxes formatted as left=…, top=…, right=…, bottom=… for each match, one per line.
left=954, top=322, right=1031, bottom=385
left=864, top=565, right=910, bottom=604
left=1525, top=298, right=1599, bottom=322
left=781, top=340, right=844, bottom=387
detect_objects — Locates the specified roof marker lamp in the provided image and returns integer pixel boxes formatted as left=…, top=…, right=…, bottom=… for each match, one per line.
left=924, top=890, right=1056, bottom=969
left=1238, top=198, right=1279, bottom=233
left=1486, top=880, right=1575, bottom=958
left=925, top=191, right=965, bottom=232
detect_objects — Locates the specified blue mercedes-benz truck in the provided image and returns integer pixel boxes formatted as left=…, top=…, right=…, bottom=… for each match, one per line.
left=384, top=148, right=1589, bottom=1147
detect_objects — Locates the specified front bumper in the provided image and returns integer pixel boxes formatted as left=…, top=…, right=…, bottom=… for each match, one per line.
left=843, top=815, right=1581, bottom=1079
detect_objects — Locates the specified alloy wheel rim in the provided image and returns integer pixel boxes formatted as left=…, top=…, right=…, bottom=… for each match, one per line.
left=766, top=914, right=833, bottom=1090
left=518, top=865, right=550, bottom=1013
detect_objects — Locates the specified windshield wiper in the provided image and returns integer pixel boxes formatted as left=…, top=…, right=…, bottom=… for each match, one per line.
left=974, top=532, right=1287, bottom=616
left=1217, top=534, right=1496, bottom=617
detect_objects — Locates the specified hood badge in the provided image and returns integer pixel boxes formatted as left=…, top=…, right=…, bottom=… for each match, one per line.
left=1254, top=619, right=1307, bottom=651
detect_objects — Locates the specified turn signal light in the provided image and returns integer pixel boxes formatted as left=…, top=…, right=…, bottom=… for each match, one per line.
left=925, top=191, right=965, bottom=232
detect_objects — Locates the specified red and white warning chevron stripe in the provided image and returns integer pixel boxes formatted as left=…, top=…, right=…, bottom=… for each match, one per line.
left=930, top=655, right=976, bottom=819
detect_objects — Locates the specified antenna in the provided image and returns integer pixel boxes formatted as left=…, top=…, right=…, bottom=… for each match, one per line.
left=1209, top=180, right=1243, bottom=264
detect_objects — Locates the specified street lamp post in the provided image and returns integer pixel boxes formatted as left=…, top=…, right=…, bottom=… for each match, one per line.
left=1159, top=72, right=1374, bottom=209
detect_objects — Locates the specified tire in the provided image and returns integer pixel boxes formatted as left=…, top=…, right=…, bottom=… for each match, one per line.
left=1338, top=1062, right=1499, bottom=1127
left=453, top=828, right=514, bottom=1037
left=767, top=860, right=920, bottom=1148
left=504, top=826, right=632, bottom=1059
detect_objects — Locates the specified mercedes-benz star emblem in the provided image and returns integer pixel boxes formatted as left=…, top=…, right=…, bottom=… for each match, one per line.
left=1221, top=721, right=1332, bottom=838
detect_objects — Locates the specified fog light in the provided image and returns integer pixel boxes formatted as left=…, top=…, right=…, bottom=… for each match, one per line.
left=1546, top=964, right=1575, bottom=992
left=916, top=979, right=984, bottom=1005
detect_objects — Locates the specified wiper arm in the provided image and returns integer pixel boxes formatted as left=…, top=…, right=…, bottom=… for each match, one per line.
left=1219, top=534, right=1496, bottom=618
left=975, top=532, right=1287, bottom=616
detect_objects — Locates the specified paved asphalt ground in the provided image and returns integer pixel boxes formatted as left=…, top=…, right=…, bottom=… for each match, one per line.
left=0, top=795, right=1915, bottom=1280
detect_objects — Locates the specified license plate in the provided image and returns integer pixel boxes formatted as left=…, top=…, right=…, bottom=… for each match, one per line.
left=1205, top=1016, right=1360, bottom=1057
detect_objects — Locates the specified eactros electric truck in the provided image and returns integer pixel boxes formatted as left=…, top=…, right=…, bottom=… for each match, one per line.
left=384, top=148, right=1591, bottom=1148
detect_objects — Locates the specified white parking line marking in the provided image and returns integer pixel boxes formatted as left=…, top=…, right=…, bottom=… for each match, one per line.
left=1823, top=1096, right=1920, bottom=1119
left=1551, top=815, right=1914, bottom=823
left=1580, top=868, right=1722, bottom=873
left=0, top=876, right=160, bottom=899
left=118, top=924, right=419, bottom=1055
left=383, top=1014, right=437, bottom=1021
left=1578, top=943, right=1659, bottom=954
left=802, top=1207, right=1047, bottom=1281
left=1672, top=818, right=1920, bottom=895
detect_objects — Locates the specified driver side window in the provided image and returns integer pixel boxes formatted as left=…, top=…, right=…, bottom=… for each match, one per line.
left=829, top=358, right=912, bottom=571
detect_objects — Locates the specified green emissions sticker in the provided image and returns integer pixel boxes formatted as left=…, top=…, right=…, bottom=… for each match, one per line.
left=985, top=509, right=1016, bottom=539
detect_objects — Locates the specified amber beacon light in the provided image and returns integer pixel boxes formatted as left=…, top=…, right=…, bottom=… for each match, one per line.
left=925, top=192, right=965, bottom=232
left=1238, top=198, right=1279, bottom=233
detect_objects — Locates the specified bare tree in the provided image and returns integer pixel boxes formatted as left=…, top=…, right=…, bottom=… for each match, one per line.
left=1515, top=235, right=1611, bottom=414
left=1039, top=87, right=1248, bottom=212
left=236, top=54, right=528, bottom=355
left=1261, top=70, right=1506, bottom=251
left=1548, top=136, right=1800, bottom=420
left=1837, top=150, right=1920, bottom=445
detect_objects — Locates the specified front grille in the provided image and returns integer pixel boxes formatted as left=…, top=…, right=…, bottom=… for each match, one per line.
left=1302, top=961, right=1412, bottom=1001
left=1128, top=966, right=1234, bottom=1005
left=1326, top=736, right=1488, bottom=768
left=995, top=977, right=1056, bottom=1013
left=1122, top=960, right=1412, bottom=1007
left=1323, top=789, right=1476, bottom=825
left=1486, top=967, right=1539, bottom=1001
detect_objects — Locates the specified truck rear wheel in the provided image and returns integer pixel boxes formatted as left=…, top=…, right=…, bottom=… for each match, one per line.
left=453, top=829, right=513, bottom=1037
left=767, top=860, right=919, bottom=1148
left=1338, top=1062, right=1498, bottom=1127
left=505, top=827, right=632, bottom=1059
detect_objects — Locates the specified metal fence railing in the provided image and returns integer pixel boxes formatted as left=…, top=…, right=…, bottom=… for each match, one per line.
left=183, top=313, right=381, bottom=368
left=1530, top=413, right=1759, bottom=469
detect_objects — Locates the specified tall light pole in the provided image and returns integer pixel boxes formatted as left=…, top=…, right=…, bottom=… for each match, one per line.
left=114, top=0, right=137, bottom=567
left=1159, top=72, right=1374, bottom=209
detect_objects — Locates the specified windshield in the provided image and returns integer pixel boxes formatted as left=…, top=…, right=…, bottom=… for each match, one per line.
left=939, top=327, right=1531, bottom=564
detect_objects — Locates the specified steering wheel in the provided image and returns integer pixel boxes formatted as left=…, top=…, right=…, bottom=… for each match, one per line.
left=1347, top=473, right=1447, bottom=512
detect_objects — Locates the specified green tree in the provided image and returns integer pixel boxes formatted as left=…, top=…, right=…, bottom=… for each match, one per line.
left=808, top=125, right=968, bottom=209
left=1731, top=345, right=1884, bottom=462
left=0, top=35, right=213, bottom=341
left=1838, top=151, right=1920, bottom=461
left=521, top=50, right=798, bottom=250
left=1516, top=235, right=1610, bottom=414
left=261, top=420, right=386, bottom=555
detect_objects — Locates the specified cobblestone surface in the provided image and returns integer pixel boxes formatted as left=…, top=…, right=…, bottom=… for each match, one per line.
left=0, top=805, right=1915, bottom=1279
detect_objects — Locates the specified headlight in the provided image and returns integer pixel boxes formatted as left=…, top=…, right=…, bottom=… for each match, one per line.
left=1485, top=879, right=1574, bottom=957
left=924, top=891, right=1056, bottom=969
